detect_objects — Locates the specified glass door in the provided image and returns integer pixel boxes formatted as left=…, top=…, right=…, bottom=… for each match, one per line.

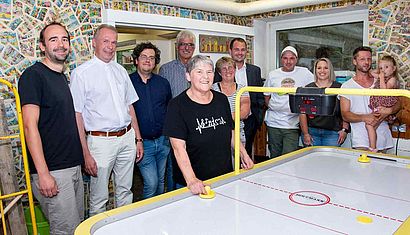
left=277, top=22, right=363, bottom=71
left=268, top=7, right=368, bottom=83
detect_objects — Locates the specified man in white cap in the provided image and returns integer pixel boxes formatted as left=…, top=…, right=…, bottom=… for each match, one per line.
left=263, top=46, right=314, bottom=158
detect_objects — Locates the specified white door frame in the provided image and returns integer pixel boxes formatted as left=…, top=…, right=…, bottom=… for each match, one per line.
left=102, top=9, right=255, bottom=63
left=103, top=9, right=254, bottom=36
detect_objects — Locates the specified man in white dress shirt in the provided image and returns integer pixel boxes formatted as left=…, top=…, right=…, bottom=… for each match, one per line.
left=70, top=24, right=144, bottom=216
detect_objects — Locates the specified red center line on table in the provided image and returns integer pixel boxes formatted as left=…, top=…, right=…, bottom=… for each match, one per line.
left=240, top=178, right=404, bottom=223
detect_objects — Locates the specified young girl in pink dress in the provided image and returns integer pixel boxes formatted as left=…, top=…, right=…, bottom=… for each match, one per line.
left=366, top=55, right=399, bottom=152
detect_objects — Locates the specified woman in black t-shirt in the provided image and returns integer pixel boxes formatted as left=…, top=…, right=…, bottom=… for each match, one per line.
left=163, top=55, right=254, bottom=195
left=299, top=58, right=350, bottom=146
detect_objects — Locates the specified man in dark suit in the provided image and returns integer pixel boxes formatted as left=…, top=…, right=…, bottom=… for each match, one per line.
left=215, top=38, right=264, bottom=157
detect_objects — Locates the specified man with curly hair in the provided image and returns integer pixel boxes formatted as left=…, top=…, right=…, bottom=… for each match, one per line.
left=130, top=42, right=172, bottom=199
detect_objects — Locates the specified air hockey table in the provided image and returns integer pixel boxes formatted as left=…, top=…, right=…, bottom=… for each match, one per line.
left=76, top=147, right=410, bottom=235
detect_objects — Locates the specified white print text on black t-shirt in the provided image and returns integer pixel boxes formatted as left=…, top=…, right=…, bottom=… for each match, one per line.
left=195, top=117, right=227, bottom=134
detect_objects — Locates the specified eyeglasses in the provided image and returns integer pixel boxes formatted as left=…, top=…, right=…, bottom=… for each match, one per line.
left=139, top=55, right=155, bottom=62
left=178, top=43, right=195, bottom=48
left=220, top=66, right=235, bottom=73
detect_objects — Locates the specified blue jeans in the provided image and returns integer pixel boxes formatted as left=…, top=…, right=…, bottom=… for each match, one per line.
left=137, top=136, right=170, bottom=199
left=308, top=127, right=340, bottom=147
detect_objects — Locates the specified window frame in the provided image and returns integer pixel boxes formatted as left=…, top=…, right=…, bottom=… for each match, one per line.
left=267, top=7, right=369, bottom=70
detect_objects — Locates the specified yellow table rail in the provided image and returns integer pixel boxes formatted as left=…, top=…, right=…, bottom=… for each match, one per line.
left=0, top=78, right=37, bottom=235
left=75, top=86, right=410, bottom=235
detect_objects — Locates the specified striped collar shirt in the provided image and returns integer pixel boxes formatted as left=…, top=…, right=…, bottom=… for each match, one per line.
left=159, top=59, right=189, bottom=98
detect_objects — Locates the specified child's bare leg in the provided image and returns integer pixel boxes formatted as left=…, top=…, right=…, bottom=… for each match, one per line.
left=365, top=123, right=378, bottom=152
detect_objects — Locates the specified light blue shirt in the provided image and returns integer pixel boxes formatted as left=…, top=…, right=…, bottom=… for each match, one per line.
left=159, top=59, right=189, bottom=98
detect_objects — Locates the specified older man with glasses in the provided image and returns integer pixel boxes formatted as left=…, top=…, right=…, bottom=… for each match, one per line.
left=159, top=30, right=196, bottom=192
left=159, top=30, right=196, bottom=98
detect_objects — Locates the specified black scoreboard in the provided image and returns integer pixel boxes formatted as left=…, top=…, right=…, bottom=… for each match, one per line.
left=289, top=87, right=337, bottom=116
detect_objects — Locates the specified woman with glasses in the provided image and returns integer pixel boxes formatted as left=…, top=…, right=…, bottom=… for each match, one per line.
left=212, top=57, right=250, bottom=145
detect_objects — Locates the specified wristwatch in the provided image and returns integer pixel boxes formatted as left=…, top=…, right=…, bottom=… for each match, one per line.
left=341, top=128, right=349, bottom=133
left=135, top=138, right=143, bottom=143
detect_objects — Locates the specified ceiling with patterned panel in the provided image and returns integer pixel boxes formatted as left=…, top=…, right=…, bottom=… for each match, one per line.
left=149, top=0, right=337, bottom=16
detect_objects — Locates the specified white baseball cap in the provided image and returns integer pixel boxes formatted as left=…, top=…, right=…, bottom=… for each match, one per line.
left=281, top=46, right=298, bottom=57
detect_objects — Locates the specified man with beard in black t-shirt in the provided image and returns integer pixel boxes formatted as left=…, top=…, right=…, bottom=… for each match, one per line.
left=19, top=22, right=84, bottom=235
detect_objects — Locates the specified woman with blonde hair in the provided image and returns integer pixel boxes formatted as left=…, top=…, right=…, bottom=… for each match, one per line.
left=299, top=58, right=350, bottom=146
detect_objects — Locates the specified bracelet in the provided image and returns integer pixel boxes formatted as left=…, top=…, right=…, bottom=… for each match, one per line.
left=135, top=138, right=143, bottom=143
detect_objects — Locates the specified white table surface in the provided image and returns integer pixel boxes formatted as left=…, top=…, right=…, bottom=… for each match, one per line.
left=90, top=149, right=410, bottom=235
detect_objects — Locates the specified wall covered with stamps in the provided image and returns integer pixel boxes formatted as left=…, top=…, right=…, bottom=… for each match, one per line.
left=368, top=0, right=409, bottom=85
left=0, top=0, right=105, bottom=215
left=0, top=1, right=408, bottom=82
left=0, top=0, right=408, bottom=209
